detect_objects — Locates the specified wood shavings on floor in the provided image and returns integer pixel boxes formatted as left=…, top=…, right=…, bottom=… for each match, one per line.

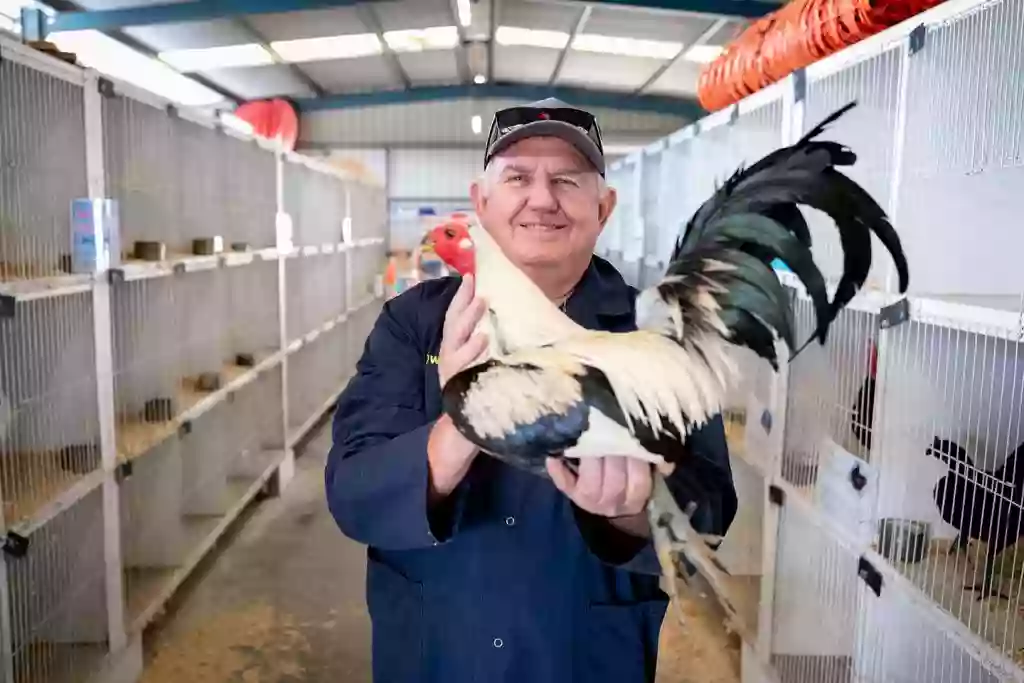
left=140, top=601, right=312, bottom=683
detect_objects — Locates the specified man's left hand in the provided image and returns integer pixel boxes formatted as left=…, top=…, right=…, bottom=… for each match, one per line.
left=546, top=456, right=652, bottom=522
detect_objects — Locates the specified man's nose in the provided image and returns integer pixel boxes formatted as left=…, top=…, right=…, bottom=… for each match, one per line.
left=525, top=179, right=558, bottom=210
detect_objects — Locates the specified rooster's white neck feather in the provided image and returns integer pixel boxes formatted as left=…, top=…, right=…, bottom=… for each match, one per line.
left=468, top=222, right=584, bottom=360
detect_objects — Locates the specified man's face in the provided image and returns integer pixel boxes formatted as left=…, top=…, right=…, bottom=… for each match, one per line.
left=471, top=136, right=617, bottom=271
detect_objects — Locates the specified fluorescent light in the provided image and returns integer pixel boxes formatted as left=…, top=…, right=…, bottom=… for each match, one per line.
left=473, top=73, right=486, bottom=84
left=49, top=30, right=226, bottom=107
left=220, top=112, right=254, bottom=136
left=571, top=33, right=682, bottom=60
left=494, top=26, right=569, bottom=49
left=384, top=26, right=459, bottom=52
left=159, top=43, right=273, bottom=71
left=683, top=44, right=724, bottom=63
left=471, top=114, right=482, bottom=135
left=457, top=0, right=471, bottom=27
left=271, top=33, right=382, bottom=63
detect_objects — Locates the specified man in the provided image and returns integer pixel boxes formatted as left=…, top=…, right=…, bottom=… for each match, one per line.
left=326, top=98, right=737, bottom=683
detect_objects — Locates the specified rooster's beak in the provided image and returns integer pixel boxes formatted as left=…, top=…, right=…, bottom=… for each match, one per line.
left=420, top=240, right=435, bottom=253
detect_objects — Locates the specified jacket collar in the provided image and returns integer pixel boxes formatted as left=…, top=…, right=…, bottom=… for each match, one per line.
left=563, top=255, right=635, bottom=330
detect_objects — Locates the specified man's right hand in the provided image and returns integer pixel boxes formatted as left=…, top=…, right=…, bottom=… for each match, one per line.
left=427, top=275, right=488, bottom=502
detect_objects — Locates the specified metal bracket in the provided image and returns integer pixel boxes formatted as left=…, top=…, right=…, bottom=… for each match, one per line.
left=97, top=77, right=116, bottom=98
left=178, top=420, right=192, bottom=437
left=760, top=408, right=773, bottom=434
left=879, top=297, right=910, bottom=329
left=166, top=104, right=180, bottom=119
left=1, top=531, right=29, bottom=558
left=728, top=104, right=740, bottom=125
left=768, top=484, right=785, bottom=506
left=172, top=262, right=186, bottom=275
left=115, top=460, right=133, bottom=483
left=857, top=556, right=883, bottom=596
left=107, top=268, right=125, bottom=285
left=692, top=120, right=702, bottom=137
left=0, top=295, right=15, bottom=319
left=909, top=24, right=927, bottom=55
left=793, top=68, right=807, bottom=104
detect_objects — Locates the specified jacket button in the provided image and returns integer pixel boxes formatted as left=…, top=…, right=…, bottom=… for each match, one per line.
left=505, top=516, right=515, bottom=526
left=493, top=638, right=504, bottom=648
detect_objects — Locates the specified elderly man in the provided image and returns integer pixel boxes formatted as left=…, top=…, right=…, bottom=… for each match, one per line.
left=326, top=98, right=737, bottom=683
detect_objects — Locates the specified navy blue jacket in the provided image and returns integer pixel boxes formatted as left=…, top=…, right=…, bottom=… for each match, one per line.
left=326, top=256, right=737, bottom=683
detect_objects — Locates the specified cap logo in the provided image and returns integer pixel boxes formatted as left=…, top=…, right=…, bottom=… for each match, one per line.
left=538, top=112, right=550, bottom=119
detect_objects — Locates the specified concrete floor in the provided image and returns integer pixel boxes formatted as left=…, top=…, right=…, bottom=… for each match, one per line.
left=138, top=421, right=740, bottom=683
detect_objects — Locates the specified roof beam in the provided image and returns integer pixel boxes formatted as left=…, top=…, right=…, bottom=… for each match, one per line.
left=234, top=17, right=325, bottom=98
left=447, top=0, right=472, bottom=84
left=635, top=17, right=727, bottom=94
left=38, top=0, right=244, bottom=104
left=291, top=83, right=704, bottom=118
left=559, top=0, right=774, bottom=19
left=548, top=3, right=591, bottom=85
left=45, top=0, right=389, bottom=33
left=486, top=0, right=498, bottom=83
left=355, top=2, right=411, bottom=89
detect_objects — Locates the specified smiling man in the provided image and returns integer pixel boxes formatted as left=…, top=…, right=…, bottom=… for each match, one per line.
left=325, top=98, right=737, bottom=683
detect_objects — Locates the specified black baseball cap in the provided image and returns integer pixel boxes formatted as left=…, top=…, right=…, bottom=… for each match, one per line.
left=483, top=97, right=606, bottom=176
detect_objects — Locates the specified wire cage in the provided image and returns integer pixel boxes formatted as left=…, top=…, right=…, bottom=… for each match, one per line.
left=600, top=0, right=1024, bottom=680
left=0, top=29, right=387, bottom=683
left=0, top=45, right=88, bottom=286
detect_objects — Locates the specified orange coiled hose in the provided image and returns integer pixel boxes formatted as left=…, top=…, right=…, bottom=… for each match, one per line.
left=697, top=0, right=945, bottom=112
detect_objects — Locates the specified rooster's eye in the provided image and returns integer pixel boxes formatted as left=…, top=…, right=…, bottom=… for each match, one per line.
left=444, top=228, right=456, bottom=238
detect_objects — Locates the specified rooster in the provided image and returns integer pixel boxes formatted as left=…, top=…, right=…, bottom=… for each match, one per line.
left=423, top=220, right=475, bottom=276
left=439, top=102, right=909, bottom=611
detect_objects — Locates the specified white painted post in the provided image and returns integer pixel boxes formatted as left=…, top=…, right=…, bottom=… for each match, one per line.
left=83, top=70, right=128, bottom=656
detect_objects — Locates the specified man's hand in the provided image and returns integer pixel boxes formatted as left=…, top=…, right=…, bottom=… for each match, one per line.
left=438, top=274, right=488, bottom=388
left=428, top=275, right=488, bottom=503
left=546, top=456, right=653, bottom=537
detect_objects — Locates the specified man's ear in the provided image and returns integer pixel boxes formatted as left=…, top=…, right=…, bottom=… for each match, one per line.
left=597, top=185, right=617, bottom=228
left=470, top=180, right=486, bottom=216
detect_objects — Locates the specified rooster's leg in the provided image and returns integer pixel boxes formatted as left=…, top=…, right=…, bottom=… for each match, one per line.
left=965, top=542, right=1012, bottom=601
left=948, top=533, right=969, bottom=555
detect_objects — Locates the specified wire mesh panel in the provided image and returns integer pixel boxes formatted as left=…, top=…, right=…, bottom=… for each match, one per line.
left=613, top=157, right=642, bottom=288
left=770, top=502, right=862, bottom=683
left=175, top=269, right=229, bottom=385
left=802, top=43, right=906, bottom=291
left=600, top=163, right=630, bottom=271
left=102, top=95, right=182, bottom=261
left=287, top=325, right=347, bottom=443
left=7, top=488, right=108, bottom=683
left=175, top=119, right=226, bottom=256
left=283, top=160, right=347, bottom=247
left=220, top=135, right=277, bottom=252
left=110, top=277, right=180, bottom=464
left=350, top=244, right=385, bottom=309
left=895, top=0, right=1024, bottom=307
left=0, top=294, right=100, bottom=530
left=781, top=289, right=881, bottom=543
left=226, top=259, right=280, bottom=364
left=873, top=303, right=1024, bottom=665
left=0, top=51, right=88, bottom=283
left=855, top=571, right=1003, bottom=683
left=227, top=366, right=284, bottom=478
left=349, top=181, right=387, bottom=243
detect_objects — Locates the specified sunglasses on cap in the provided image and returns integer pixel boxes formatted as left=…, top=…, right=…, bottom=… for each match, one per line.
left=484, top=103, right=606, bottom=172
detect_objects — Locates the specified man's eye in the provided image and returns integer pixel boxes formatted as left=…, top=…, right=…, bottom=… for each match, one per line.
left=554, top=177, right=578, bottom=186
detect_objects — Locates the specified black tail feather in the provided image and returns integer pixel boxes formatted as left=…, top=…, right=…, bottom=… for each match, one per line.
left=652, top=100, right=909, bottom=371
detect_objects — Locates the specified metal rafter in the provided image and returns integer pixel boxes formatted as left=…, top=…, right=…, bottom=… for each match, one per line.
left=290, top=82, right=704, bottom=118
left=234, top=17, right=326, bottom=98
left=634, top=16, right=728, bottom=94
left=548, top=3, right=591, bottom=86
left=448, top=0, right=472, bottom=84
left=355, top=1, right=411, bottom=90
left=39, top=0, right=244, bottom=104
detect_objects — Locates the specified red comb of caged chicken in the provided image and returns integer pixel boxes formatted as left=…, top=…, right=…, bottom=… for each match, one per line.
left=424, top=220, right=475, bottom=276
